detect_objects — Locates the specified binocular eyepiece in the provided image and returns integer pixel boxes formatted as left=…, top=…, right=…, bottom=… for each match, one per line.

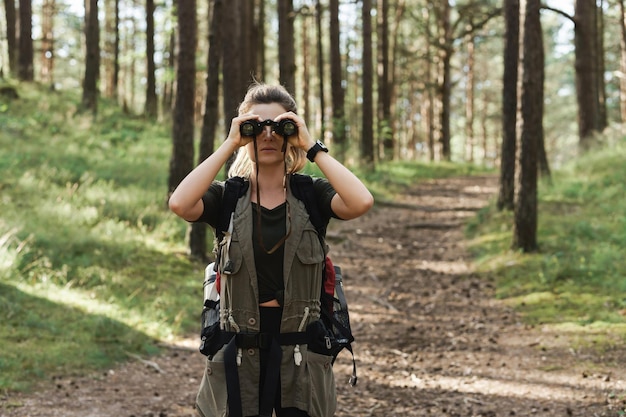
left=240, top=119, right=298, bottom=138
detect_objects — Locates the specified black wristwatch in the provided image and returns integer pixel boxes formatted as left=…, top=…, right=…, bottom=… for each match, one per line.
left=306, top=140, right=329, bottom=162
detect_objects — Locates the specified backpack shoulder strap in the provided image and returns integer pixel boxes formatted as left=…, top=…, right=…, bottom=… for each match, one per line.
left=289, top=173, right=326, bottom=240
left=216, top=176, right=249, bottom=242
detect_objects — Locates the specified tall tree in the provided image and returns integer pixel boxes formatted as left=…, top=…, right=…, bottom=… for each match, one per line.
left=40, top=0, right=55, bottom=85
left=18, top=0, right=34, bottom=81
left=514, top=0, right=543, bottom=253
left=595, top=0, right=607, bottom=131
left=436, top=0, right=452, bottom=160
left=4, top=0, right=17, bottom=76
left=190, top=0, right=224, bottom=260
left=464, top=30, right=476, bottom=163
left=361, top=0, right=374, bottom=167
left=620, top=0, right=626, bottom=123
left=377, top=0, right=393, bottom=160
left=168, top=0, right=197, bottom=196
left=82, top=0, right=100, bottom=112
left=329, top=0, right=346, bottom=160
left=315, top=0, right=325, bottom=136
left=144, top=0, right=157, bottom=118
left=574, top=0, right=598, bottom=150
left=498, top=0, right=519, bottom=211
left=278, top=0, right=296, bottom=95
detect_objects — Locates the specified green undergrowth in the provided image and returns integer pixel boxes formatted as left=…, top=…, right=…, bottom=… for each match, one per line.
left=467, top=137, right=626, bottom=343
left=0, top=84, right=198, bottom=391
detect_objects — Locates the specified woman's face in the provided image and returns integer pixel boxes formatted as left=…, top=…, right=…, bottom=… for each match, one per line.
left=245, top=102, right=290, bottom=166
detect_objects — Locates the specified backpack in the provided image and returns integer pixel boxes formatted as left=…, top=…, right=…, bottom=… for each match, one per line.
left=199, top=173, right=357, bottom=386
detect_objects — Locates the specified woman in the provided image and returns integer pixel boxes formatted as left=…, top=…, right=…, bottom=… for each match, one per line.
left=169, top=83, right=373, bottom=417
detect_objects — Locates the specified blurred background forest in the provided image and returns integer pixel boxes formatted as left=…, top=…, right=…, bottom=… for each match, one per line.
left=0, top=0, right=625, bottom=400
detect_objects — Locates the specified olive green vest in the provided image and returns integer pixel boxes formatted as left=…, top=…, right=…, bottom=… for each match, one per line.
left=196, top=182, right=337, bottom=417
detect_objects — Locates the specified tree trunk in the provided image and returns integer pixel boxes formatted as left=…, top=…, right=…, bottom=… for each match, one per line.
left=278, top=0, right=296, bottom=95
left=315, top=0, right=325, bottom=137
left=498, top=0, right=519, bottom=211
left=162, top=29, right=175, bottom=115
left=595, top=0, right=607, bottom=131
left=40, top=0, right=55, bottom=86
left=113, top=0, right=120, bottom=100
left=256, top=0, right=266, bottom=82
left=82, top=0, right=100, bottom=113
left=377, top=0, right=393, bottom=160
left=144, top=0, right=157, bottom=118
left=103, top=0, right=115, bottom=97
left=514, top=0, right=543, bottom=253
left=438, top=0, right=452, bottom=161
left=465, top=31, right=476, bottom=163
left=191, top=0, right=224, bottom=261
left=301, top=7, right=310, bottom=125
left=361, top=0, right=375, bottom=167
left=329, top=0, right=346, bottom=160
left=4, top=0, right=17, bottom=76
left=18, top=0, right=34, bottom=81
left=620, top=0, right=626, bottom=124
left=574, top=0, right=598, bottom=150
left=168, top=0, right=196, bottom=196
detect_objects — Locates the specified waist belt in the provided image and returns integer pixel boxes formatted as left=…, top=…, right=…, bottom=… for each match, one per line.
left=222, top=331, right=309, bottom=417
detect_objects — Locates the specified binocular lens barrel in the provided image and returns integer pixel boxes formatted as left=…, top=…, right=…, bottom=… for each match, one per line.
left=240, top=119, right=298, bottom=137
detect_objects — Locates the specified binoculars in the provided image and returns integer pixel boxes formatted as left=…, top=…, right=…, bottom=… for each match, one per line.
left=240, top=119, right=298, bottom=137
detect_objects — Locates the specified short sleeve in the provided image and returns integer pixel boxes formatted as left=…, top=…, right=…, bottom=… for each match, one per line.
left=194, top=181, right=224, bottom=227
left=312, top=177, right=340, bottom=221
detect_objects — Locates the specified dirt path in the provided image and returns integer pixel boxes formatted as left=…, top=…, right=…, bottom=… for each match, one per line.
left=2, top=176, right=625, bottom=417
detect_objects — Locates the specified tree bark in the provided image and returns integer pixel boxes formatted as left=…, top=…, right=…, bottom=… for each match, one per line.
left=40, top=0, right=55, bottom=85
left=464, top=31, right=476, bottom=163
left=144, top=0, right=158, bottom=118
left=82, top=0, right=100, bottom=113
left=329, top=0, right=346, bottom=160
left=278, top=0, right=296, bottom=95
left=168, top=0, right=196, bottom=196
left=190, top=0, right=224, bottom=261
left=315, top=0, right=325, bottom=137
left=617, top=0, right=626, bottom=123
left=514, top=0, right=543, bottom=253
left=595, top=0, right=607, bottom=131
left=377, top=0, right=393, bottom=160
left=4, top=0, right=17, bottom=76
left=574, top=0, right=598, bottom=150
left=438, top=0, right=452, bottom=161
left=498, top=0, right=519, bottom=211
left=18, top=0, right=34, bottom=81
left=361, top=0, right=375, bottom=167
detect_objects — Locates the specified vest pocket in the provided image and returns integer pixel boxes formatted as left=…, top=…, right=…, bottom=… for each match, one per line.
left=305, top=350, right=337, bottom=417
left=295, top=228, right=325, bottom=265
left=196, top=354, right=228, bottom=417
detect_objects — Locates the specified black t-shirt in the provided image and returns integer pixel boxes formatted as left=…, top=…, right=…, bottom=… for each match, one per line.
left=251, top=202, right=287, bottom=304
left=195, top=176, right=339, bottom=304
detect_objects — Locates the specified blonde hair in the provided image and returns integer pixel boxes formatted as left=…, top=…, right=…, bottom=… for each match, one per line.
left=228, top=83, right=307, bottom=178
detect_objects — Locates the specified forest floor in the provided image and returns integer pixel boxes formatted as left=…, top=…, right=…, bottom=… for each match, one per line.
left=1, top=175, right=625, bottom=417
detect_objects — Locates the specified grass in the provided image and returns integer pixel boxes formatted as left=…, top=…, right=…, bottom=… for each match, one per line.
left=0, top=84, right=199, bottom=391
left=466, top=136, right=626, bottom=337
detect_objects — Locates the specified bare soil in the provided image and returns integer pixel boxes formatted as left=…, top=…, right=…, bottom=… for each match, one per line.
left=2, top=176, right=625, bottom=417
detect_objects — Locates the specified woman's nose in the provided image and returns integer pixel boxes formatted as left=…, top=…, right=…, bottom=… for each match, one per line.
left=260, top=125, right=274, bottom=139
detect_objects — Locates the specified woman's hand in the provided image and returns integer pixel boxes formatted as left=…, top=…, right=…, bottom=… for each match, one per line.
left=275, top=112, right=315, bottom=151
left=226, top=114, right=259, bottom=148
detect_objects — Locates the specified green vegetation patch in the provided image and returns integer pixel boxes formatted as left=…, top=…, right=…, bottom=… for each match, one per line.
left=1, top=86, right=203, bottom=391
left=467, top=138, right=626, bottom=339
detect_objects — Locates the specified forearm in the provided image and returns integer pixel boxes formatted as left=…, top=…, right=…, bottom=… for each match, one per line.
left=169, top=139, right=239, bottom=220
left=312, top=151, right=374, bottom=220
